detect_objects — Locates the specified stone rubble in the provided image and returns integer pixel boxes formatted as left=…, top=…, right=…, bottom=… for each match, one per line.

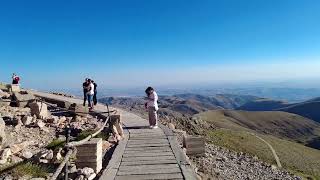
left=76, top=167, right=97, bottom=180
left=0, top=90, right=113, bottom=179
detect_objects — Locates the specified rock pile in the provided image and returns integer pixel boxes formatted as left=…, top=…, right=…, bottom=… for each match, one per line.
left=76, top=167, right=96, bottom=180
left=190, top=144, right=301, bottom=180
left=50, top=92, right=75, bottom=98
left=0, top=91, right=115, bottom=179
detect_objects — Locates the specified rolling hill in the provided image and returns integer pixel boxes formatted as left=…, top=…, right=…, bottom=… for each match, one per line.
left=195, top=110, right=320, bottom=179
left=195, top=110, right=320, bottom=144
left=238, top=98, right=320, bottom=123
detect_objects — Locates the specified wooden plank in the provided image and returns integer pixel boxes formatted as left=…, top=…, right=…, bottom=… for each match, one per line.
left=122, top=155, right=176, bottom=162
left=128, top=139, right=168, bottom=143
left=125, top=146, right=172, bottom=151
left=126, top=144, right=170, bottom=148
left=127, top=141, right=169, bottom=145
left=123, top=152, right=173, bottom=157
left=119, top=164, right=179, bottom=171
left=125, top=149, right=172, bottom=154
left=129, top=134, right=166, bottom=137
left=120, top=160, right=178, bottom=166
left=129, top=136, right=167, bottom=139
left=128, top=131, right=163, bottom=134
left=117, top=167, right=181, bottom=176
left=129, top=137, right=167, bottom=140
left=115, top=173, right=183, bottom=180
left=127, top=142, right=169, bottom=146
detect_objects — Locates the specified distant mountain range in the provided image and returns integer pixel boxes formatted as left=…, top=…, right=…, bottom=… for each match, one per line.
left=62, top=86, right=320, bottom=102
left=100, top=93, right=259, bottom=115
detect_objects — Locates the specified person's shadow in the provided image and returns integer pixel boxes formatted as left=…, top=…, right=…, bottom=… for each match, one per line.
left=124, top=126, right=150, bottom=130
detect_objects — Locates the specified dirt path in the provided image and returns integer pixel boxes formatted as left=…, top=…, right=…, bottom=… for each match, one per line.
left=250, top=133, right=282, bottom=168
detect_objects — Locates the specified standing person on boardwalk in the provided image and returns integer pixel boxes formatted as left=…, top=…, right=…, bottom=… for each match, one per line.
left=145, top=87, right=159, bottom=129
left=87, top=79, right=95, bottom=111
left=92, top=80, right=98, bottom=106
left=12, top=73, right=20, bottom=84
left=82, top=78, right=90, bottom=106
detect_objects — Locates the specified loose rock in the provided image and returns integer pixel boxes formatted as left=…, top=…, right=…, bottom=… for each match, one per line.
left=0, top=148, right=12, bottom=165
left=22, top=116, right=33, bottom=126
left=21, top=150, right=33, bottom=159
left=0, top=117, right=6, bottom=145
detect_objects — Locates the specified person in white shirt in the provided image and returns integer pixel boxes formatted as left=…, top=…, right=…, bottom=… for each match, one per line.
left=87, top=79, right=95, bottom=110
left=145, top=87, right=159, bottom=129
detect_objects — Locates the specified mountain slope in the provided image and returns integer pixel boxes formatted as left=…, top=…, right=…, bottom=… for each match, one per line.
left=276, top=101, right=320, bottom=123
left=195, top=110, right=320, bottom=179
left=238, top=98, right=320, bottom=123
left=195, top=110, right=320, bottom=143
left=237, top=98, right=289, bottom=111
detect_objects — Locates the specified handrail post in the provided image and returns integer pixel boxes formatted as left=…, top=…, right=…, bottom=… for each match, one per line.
left=64, top=121, right=71, bottom=180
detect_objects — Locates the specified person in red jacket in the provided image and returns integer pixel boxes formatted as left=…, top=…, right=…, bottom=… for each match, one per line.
left=12, top=73, right=20, bottom=84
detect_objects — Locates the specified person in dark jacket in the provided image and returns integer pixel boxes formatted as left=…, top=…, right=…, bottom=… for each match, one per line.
left=82, top=78, right=89, bottom=106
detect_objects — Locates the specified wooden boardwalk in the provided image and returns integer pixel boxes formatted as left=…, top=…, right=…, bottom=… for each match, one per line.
left=115, top=127, right=184, bottom=180
left=101, top=109, right=197, bottom=180
left=31, top=91, right=197, bottom=180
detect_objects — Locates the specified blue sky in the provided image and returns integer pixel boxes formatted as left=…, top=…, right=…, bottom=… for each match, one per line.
left=0, top=0, right=319, bottom=89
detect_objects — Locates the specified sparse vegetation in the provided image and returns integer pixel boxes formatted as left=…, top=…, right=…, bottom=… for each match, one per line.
left=46, top=139, right=65, bottom=150
left=3, top=162, right=55, bottom=179
left=75, top=130, right=109, bottom=141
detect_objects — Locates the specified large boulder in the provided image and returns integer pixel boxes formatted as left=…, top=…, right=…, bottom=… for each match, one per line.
left=0, top=117, right=6, bottom=147
left=12, top=91, right=36, bottom=108
left=69, top=103, right=89, bottom=117
left=29, top=102, right=49, bottom=119
left=10, top=84, right=20, bottom=92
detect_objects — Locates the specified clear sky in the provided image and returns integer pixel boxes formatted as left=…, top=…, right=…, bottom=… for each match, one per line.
left=0, top=0, right=319, bottom=89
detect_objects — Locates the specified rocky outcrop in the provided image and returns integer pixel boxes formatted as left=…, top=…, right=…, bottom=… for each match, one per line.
left=12, top=91, right=36, bottom=108
left=29, top=102, right=49, bottom=119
